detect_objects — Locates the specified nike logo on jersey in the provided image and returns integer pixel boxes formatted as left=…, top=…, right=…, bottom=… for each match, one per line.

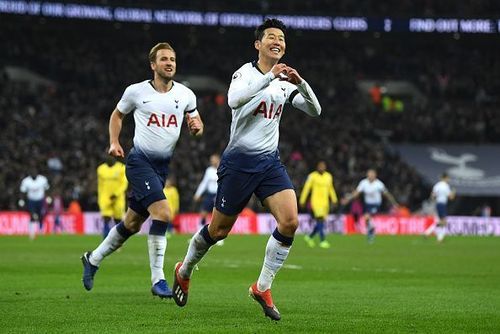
left=143, top=100, right=152, bottom=104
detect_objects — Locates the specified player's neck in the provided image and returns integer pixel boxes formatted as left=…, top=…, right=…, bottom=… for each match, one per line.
left=257, top=57, right=278, bottom=74
left=152, top=77, right=173, bottom=93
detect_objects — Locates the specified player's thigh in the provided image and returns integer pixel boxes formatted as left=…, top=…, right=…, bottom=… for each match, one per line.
left=312, top=203, right=329, bottom=219
left=214, top=165, right=255, bottom=216
left=208, top=208, right=238, bottom=239
left=112, top=198, right=126, bottom=220
left=263, top=189, right=298, bottom=234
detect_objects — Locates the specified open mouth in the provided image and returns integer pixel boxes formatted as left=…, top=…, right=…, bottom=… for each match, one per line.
left=270, top=47, right=281, bottom=54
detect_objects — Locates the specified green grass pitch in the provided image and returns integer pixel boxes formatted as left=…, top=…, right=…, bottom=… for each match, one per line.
left=1, top=234, right=499, bottom=333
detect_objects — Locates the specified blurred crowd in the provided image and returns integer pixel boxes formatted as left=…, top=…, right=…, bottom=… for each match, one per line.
left=1, top=14, right=498, bottom=213
left=97, top=0, right=500, bottom=17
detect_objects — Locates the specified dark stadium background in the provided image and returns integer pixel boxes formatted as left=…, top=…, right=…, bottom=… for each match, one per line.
left=2, top=0, right=500, bottom=216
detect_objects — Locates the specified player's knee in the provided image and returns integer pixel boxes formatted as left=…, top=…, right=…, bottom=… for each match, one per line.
left=278, top=216, right=299, bottom=235
left=211, top=225, right=231, bottom=240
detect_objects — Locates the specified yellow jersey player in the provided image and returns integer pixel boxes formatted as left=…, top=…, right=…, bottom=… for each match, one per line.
left=97, top=156, right=128, bottom=238
left=299, top=161, right=338, bottom=248
left=163, top=177, right=180, bottom=238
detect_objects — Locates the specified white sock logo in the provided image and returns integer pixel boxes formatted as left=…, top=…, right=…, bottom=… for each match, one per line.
left=145, top=181, right=150, bottom=190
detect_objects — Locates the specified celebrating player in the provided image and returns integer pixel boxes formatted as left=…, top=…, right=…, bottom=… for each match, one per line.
left=424, top=173, right=455, bottom=242
left=96, top=155, right=127, bottom=238
left=81, top=42, right=204, bottom=298
left=343, top=169, right=398, bottom=243
left=172, top=19, right=322, bottom=321
left=299, top=161, right=338, bottom=249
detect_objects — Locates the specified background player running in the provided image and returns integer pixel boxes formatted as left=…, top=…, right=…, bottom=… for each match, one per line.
left=343, top=169, right=398, bottom=243
left=424, top=173, right=455, bottom=242
left=172, top=19, right=322, bottom=321
left=300, top=161, right=338, bottom=249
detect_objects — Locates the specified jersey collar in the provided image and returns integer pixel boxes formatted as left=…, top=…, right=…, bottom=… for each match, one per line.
left=251, top=60, right=265, bottom=75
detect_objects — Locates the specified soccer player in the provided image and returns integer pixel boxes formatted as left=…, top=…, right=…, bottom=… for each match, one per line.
left=20, top=167, right=49, bottom=240
left=97, top=155, right=127, bottom=238
left=424, top=173, right=455, bottom=242
left=80, top=42, right=204, bottom=299
left=194, top=154, right=220, bottom=227
left=172, top=19, right=322, bottom=321
left=163, top=176, right=179, bottom=238
left=344, top=169, right=398, bottom=243
left=194, top=154, right=224, bottom=246
left=299, top=161, right=338, bottom=249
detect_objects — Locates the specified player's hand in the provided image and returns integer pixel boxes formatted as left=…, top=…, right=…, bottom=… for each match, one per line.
left=283, top=66, right=303, bottom=85
left=109, top=142, right=124, bottom=158
left=270, top=63, right=288, bottom=79
left=193, top=195, right=201, bottom=203
left=186, top=114, right=203, bottom=136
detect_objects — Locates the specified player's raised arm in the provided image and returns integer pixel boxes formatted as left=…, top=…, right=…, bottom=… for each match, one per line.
left=227, top=63, right=287, bottom=109
left=285, top=66, right=321, bottom=117
left=383, top=190, right=399, bottom=207
left=108, top=108, right=125, bottom=158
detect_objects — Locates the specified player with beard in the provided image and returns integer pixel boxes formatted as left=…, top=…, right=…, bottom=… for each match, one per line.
left=81, top=42, right=204, bottom=298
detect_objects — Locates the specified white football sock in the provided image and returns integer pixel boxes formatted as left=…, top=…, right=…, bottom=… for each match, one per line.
left=89, top=225, right=129, bottom=266
left=28, top=221, right=37, bottom=240
left=257, top=234, right=291, bottom=292
left=179, top=228, right=212, bottom=279
left=437, top=226, right=446, bottom=242
left=148, top=235, right=167, bottom=285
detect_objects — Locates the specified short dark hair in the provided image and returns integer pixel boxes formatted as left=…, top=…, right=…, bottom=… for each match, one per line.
left=254, top=18, right=286, bottom=41
left=441, top=172, right=448, bottom=179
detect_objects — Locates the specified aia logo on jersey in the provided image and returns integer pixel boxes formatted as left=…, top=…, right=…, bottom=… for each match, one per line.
left=147, top=112, right=178, bottom=127
left=253, top=101, right=283, bottom=119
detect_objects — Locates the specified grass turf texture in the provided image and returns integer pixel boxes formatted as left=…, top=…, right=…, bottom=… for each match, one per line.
left=0, top=234, right=499, bottom=333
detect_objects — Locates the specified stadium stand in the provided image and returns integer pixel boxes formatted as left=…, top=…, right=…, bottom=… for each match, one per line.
left=1, top=11, right=499, bottom=214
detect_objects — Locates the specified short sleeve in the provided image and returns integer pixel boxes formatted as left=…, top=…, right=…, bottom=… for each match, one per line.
left=379, top=181, right=386, bottom=192
left=356, top=181, right=364, bottom=192
left=20, top=179, right=27, bottom=193
left=116, top=85, right=137, bottom=114
left=184, top=88, right=199, bottom=117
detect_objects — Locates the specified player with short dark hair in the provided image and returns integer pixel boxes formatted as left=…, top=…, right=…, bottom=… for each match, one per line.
left=172, top=18, right=322, bottom=321
left=80, top=42, right=204, bottom=299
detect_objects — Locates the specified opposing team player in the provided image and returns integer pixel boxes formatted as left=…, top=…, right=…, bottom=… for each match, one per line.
left=344, top=169, right=398, bottom=243
left=424, top=173, right=455, bottom=242
left=172, top=19, right=322, bottom=320
left=81, top=42, right=204, bottom=298
left=299, top=161, right=338, bottom=249
left=97, top=155, right=127, bottom=238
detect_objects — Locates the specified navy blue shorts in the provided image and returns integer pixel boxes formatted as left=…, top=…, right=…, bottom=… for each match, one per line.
left=201, top=193, right=216, bottom=212
left=215, top=163, right=294, bottom=216
left=126, top=148, right=170, bottom=218
left=436, top=203, right=447, bottom=219
left=364, top=203, right=381, bottom=215
left=27, top=199, right=44, bottom=220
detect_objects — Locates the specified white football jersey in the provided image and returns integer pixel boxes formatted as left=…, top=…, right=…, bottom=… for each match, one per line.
left=117, top=80, right=199, bottom=159
left=194, top=166, right=218, bottom=197
left=20, top=175, right=49, bottom=201
left=356, top=178, right=386, bottom=205
left=432, top=181, right=451, bottom=204
left=222, top=61, right=300, bottom=171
